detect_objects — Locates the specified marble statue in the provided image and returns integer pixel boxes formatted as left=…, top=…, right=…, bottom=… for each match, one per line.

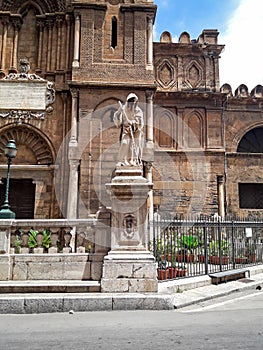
left=113, top=93, right=144, bottom=166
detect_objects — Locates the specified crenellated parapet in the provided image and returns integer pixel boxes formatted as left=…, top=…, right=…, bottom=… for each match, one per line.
left=220, top=83, right=263, bottom=98
left=154, top=30, right=224, bottom=93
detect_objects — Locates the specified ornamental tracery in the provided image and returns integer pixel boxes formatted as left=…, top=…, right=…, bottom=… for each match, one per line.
left=0, top=0, right=66, bottom=13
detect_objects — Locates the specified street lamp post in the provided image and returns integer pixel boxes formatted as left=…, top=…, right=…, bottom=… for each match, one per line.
left=0, top=140, right=17, bottom=219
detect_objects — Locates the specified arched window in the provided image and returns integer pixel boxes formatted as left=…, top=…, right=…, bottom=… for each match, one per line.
left=237, top=127, right=263, bottom=153
left=111, top=16, right=117, bottom=48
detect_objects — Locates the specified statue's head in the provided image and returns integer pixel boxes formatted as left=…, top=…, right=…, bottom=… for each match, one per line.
left=18, top=58, right=30, bottom=74
left=126, top=93, right=138, bottom=110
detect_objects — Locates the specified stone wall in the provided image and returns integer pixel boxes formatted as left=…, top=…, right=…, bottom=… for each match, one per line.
left=1, top=253, right=102, bottom=281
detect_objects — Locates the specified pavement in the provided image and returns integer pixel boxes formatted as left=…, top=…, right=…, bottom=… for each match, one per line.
left=0, top=265, right=262, bottom=314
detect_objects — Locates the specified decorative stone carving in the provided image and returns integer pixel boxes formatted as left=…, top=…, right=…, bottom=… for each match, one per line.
left=0, top=58, right=55, bottom=123
left=156, top=59, right=177, bottom=90
left=123, top=214, right=137, bottom=240
left=185, top=60, right=203, bottom=89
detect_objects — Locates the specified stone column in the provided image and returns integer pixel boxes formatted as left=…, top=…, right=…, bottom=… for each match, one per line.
left=46, top=19, right=53, bottom=71
left=101, top=166, right=158, bottom=293
left=56, top=15, right=63, bottom=70
left=217, top=175, right=225, bottom=218
left=146, top=16, right=153, bottom=71
left=10, top=17, right=21, bottom=72
left=144, top=161, right=153, bottom=222
left=73, top=15, right=80, bottom=67
left=144, top=90, right=154, bottom=221
left=70, top=88, right=79, bottom=144
left=214, top=54, right=220, bottom=92
left=65, top=14, right=71, bottom=70
left=145, top=90, right=154, bottom=146
left=0, top=18, right=9, bottom=72
left=67, top=159, right=80, bottom=219
left=36, top=19, right=44, bottom=72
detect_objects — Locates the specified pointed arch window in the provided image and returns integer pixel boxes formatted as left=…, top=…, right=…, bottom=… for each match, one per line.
left=111, top=16, right=117, bottom=49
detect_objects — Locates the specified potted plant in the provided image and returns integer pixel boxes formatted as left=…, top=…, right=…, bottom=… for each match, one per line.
left=176, top=264, right=187, bottom=277
left=28, top=229, right=38, bottom=252
left=245, top=245, right=256, bottom=263
left=176, top=234, right=198, bottom=262
left=168, top=261, right=177, bottom=279
left=157, top=260, right=169, bottom=280
left=235, top=255, right=248, bottom=264
left=209, top=239, right=230, bottom=265
left=42, top=229, right=51, bottom=252
left=13, top=234, right=22, bottom=254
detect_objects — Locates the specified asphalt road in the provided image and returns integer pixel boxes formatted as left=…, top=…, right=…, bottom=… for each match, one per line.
left=0, top=290, right=262, bottom=350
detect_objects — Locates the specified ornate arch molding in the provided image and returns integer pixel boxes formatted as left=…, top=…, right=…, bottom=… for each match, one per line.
left=0, top=0, right=66, bottom=14
left=0, top=124, right=55, bottom=164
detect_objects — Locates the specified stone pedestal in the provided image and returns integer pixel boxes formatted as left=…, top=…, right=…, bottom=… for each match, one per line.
left=101, top=166, right=158, bottom=293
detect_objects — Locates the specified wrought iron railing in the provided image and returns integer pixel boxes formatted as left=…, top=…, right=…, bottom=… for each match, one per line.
left=148, top=216, right=263, bottom=280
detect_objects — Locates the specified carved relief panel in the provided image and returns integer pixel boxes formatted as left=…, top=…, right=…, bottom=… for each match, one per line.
left=184, top=60, right=204, bottom=90
left=156, top=58, right=177, bottom=90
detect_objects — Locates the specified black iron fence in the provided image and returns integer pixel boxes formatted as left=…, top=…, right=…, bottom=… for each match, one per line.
left=148, top=217, right=263, bottom=281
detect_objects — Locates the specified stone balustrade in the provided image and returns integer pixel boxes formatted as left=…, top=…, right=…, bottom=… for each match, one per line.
left=0, top=219, right=97, bottom=254
left=0, top=216, right=111, bottom=281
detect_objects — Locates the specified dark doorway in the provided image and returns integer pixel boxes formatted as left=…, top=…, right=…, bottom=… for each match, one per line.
left=0, top=179, right=35, bottom=219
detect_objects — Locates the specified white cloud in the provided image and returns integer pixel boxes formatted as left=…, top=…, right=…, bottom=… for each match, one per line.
left=220, top=0, right=263, bottom=91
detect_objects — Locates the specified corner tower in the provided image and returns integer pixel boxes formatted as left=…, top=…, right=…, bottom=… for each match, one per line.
left=67, top=1, right=157, bottom=218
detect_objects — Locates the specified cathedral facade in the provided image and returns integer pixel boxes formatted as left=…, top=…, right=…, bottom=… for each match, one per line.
left=0, top=0, right=262, bottom=220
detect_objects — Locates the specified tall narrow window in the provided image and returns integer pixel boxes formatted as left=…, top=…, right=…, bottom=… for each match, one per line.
left=111, top=16, right=117, bottom=49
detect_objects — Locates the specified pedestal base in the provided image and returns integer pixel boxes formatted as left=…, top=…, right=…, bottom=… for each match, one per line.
left=101, top=251, right=158, bottom=293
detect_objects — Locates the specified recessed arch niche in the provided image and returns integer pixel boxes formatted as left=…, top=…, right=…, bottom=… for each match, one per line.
left=187, top=112, right=203, bottom=148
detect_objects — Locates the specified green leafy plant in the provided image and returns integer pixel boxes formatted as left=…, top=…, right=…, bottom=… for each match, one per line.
left=209, top=239, right=229, bottom=256
left=42, top=229, right=51, bottom=249
left=13, top=234, right=22, bottom=253
left=178, top=235, right=199, bottom=254
left=158, top=259, right=168, bottom=270
left=155, top=238, right=166, bottom=259
left=28, top=229, right=38, bottom=249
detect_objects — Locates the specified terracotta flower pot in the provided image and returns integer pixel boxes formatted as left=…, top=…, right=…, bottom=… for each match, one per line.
left=198, top=254, right=205, bottom=263
left=177, top=268, right=186, bottom=277
left=235, top=257, right=248, bottom=264
left=209, top=256, right=229, bottom=265
left=176, top=253, right=195, bottom=263
left=157, top=268, right=169, bottom=280
left=168, top=267, right=177, bottom=279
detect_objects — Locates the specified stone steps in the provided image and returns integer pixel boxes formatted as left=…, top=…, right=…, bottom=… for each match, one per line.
left=0, top=280, right=101, bottom=294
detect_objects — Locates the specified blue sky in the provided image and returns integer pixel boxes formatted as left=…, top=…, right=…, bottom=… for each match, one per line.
left=153, top=0, right=263, bottom=90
